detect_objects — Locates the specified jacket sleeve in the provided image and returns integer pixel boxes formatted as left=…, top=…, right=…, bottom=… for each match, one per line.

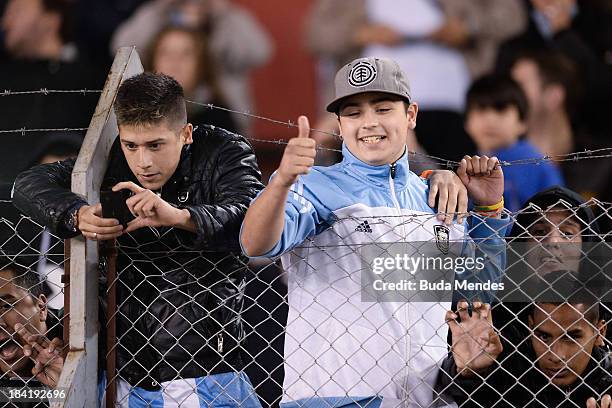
left=12, top=159, right=88, bottom=239
left=454, top=215, right=509, bottom=304
left=174, top=137, right=263, bottom=251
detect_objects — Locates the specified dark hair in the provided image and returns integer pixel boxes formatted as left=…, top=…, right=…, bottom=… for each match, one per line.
left=0, top=256, right=44, bottom=299
left=42, top=0, right=74, bottom=44
left=466, top=74, right=529, bottom=122
left=513, top=50, right=579, bottom=118
left=114, top=72, right=187, bottom=128
left=529, top=270, right=600, bottom=324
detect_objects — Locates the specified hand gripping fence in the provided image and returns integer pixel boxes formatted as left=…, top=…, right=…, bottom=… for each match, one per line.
left=0, top=48, right=611, bottom=407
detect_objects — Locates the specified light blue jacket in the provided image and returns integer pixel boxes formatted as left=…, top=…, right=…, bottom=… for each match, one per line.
left=241, top=144, right=508, bottom=406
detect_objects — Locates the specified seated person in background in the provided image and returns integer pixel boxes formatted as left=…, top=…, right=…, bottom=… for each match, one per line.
left=147, top=25, right=237, bottom=132
left=0, top=257, right=64, bottom=391
left=438, top=278, right=611, bottom=408
left=464, top=74, right=563, bottom=212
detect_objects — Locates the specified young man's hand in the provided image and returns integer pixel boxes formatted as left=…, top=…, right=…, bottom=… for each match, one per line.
left=273, top=116, right=316, bottom=189
left=112, top=182, right=192, bottom=233
left=446, top=301, right=502, bottom=377
left=14, top=323, right=64, bottom=388
left=587, top=395, right=612, bottom=408
left=427, top=170, right=469, bottom=225
left=457, top=155, right=504, bottom=206
left=76, top=204, right=124, bottom=241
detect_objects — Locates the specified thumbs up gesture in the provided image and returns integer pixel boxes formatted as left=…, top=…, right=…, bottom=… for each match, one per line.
left=275, top=116, right=316, bottom=188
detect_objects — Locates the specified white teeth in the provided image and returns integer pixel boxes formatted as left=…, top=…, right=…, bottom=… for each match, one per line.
left=361, top=136, right=383, bottom=144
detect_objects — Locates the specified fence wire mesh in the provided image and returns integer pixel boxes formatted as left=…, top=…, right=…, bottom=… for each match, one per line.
left=1, top=190, right=611, bottom=407
left=0, top=197, right=68, bottom=407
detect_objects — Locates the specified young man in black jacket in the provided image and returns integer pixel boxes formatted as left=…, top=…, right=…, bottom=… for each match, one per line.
left=11, top=73, right=264, bottom=406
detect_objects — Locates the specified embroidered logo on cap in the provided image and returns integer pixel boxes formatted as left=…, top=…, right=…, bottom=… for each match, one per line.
left=348, top=61, right=377, bottom=87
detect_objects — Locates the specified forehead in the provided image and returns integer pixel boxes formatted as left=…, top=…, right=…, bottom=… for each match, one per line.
left=158, top=30, right=195, bottom=47
left=513, top=59, right=541, bottom=80
left=119, top=122, right=177, bottom=143
left=533, top=303, right=592, bottom=328
left=0, top=269, right=26, bottom=297
left=339, top=92, right=403, bottom=108
left=533, top=209, right=580, bottom=226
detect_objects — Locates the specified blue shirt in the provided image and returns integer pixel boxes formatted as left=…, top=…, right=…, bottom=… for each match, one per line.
left=492, top=140, right=564, bottom=212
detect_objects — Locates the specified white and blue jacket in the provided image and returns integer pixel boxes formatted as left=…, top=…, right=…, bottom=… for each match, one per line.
left=243, top=144, right=508, bottom=408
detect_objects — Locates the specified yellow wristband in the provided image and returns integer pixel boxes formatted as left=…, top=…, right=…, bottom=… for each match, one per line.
left=473, top=197, right=504, bottom=212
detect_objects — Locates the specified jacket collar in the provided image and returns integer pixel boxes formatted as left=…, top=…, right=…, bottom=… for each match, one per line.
left=341, top=143, right=410, bottom=190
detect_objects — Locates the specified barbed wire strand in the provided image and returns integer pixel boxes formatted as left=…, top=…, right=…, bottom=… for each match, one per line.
left=0, top=89, right=102, bottom=96
left=0, top=88, right=609, bottom=168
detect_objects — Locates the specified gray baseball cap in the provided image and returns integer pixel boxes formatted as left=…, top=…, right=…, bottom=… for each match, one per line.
left=326, top=57, right=412, bottom=113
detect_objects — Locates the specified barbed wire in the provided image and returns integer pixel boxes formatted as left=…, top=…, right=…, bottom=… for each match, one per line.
left=0, top=89, right=102, bottom=96
left=0, top=88, right=610, bottom=168
left=0, top=127, right=88, bottom=135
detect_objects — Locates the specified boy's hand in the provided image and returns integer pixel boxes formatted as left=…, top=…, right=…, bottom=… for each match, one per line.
left=427, top=170, right=468, bottom=225
left=274, top=116, right=316, bottom=189
left=446, top=301, right=502, bottom=377
left=77, top=204, right=123, bottom=241
left=112, top=182, right=189, bottom=233
left=14, top=323, right=64, bottom=388
left=587, top=395, right=611, bottom=408
left=457, top=155, right=504, bottom=206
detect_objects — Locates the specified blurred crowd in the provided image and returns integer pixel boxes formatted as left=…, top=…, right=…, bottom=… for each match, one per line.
left=0, top=0, right=611, bottom=208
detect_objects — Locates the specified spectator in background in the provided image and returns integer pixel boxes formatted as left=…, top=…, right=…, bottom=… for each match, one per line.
left=510, top=50, right=612, bottom=201
left=496, top=0, right=612, bottom=201
left=305, top=0, right=527, bottom=162
left=464, top=74, right=563, bottom=212
left=147, top=25, right=237, bottom=132
left=0, top=0, right=104, bottom=183
left=511, top=51, right=577, bottom=158
left=112, top=0, right=273, bottom=134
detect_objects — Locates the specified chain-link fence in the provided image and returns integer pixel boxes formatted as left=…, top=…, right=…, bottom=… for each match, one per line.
left=0, top=194, right=68, bottom=407
left=2, top=189, right=611, bottom=407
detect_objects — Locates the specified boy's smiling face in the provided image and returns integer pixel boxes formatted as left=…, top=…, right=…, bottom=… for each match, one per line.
left=529, top=303, right=606, bottom=387
left=338, top=92, right=417, bottom=166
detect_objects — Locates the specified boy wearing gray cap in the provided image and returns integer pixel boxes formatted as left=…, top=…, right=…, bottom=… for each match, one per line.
left=241, top=57, right=507, bottom=407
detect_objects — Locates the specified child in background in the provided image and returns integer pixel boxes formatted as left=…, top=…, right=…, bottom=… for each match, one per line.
left=464, top=74, right=563, bottom=212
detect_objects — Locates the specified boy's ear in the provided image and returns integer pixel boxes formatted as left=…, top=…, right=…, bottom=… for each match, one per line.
left=37, top=294, right=48, bottom=323
left=407, top=102, right=418, bottom=130
left=594, top=319, right=607, bottom=347
left=528, top=314, right=534, bottom=330
left=182, top=123, right=194, bottom=145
